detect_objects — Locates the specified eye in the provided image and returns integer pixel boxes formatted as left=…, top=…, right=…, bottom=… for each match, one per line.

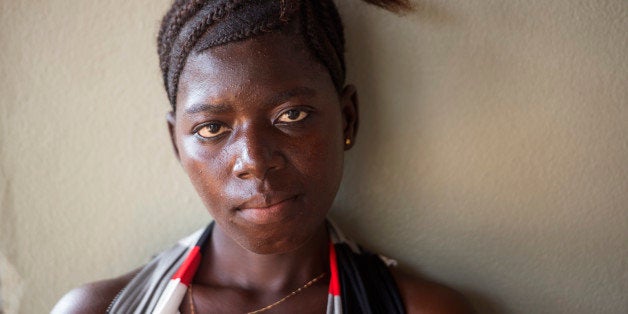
left=195, top=122, right=230, bottom=139
left=276, top=109, right=309, bottom=123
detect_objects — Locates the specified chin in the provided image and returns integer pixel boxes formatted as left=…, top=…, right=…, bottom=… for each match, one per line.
left=230, top=218, right=326, bottom=255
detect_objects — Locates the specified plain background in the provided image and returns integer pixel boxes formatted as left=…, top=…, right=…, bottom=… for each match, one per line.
left=1, top=0, right=626, bottom=313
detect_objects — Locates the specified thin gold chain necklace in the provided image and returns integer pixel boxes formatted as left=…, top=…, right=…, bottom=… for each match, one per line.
left=188, top=272, right=326, bottom=314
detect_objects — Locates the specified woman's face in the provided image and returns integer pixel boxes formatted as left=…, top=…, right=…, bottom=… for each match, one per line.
left=168, top=32, right=358, bottom=254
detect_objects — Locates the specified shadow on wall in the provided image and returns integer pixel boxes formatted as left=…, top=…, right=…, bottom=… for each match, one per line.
left=1, top=174, right=24, bottom=314
left=332, top=1, right=504, bottom=313
left=0, top=252, right=25, bottom=314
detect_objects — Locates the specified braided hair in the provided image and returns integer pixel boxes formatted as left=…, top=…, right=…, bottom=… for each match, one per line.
left=157, top=0, right=412, bottom=109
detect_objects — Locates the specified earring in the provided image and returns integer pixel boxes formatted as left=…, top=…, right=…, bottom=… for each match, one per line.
left=345, top=138, right=351, bottom=146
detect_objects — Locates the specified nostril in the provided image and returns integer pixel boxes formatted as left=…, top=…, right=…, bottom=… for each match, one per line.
left=231, top=135, right=285, bottom=180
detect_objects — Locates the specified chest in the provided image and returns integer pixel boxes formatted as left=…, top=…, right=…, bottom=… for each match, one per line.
left=179, top=283, right=329, bottom=314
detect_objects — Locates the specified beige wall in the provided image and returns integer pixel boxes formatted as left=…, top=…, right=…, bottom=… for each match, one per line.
left=0, top=0, right=626, bottom=313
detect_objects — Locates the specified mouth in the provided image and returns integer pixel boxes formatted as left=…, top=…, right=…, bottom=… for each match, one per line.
left=238, top=191, right=298, bottom=209
left=237, top=193, right=300, bottom=225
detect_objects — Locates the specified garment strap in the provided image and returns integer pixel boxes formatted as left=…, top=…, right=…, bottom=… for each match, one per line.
left=107, top=221, right=405, bottom=314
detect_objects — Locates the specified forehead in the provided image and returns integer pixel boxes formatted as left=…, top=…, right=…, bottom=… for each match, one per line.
left=176, top=32, right=335, bottom=110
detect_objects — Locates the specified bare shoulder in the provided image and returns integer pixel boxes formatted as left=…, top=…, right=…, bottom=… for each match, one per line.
left=51, top=269, right=139, bottom=314
left=391, top=268, right=475, bottom=314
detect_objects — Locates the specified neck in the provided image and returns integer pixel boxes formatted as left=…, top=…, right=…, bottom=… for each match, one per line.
left=194, top=222, right=329, bottom=292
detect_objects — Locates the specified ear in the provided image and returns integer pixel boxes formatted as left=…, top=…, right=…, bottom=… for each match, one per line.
left=340, top=84, right=359, bottom=150
left=166, top=111, right=180, bottom=162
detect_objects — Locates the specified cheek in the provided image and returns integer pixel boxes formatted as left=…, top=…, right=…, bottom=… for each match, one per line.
left=289, top=122, right=345, bottom=196
left=179, top=135, right=211, bottom=162
left=295, top=138, right=342, bottom=175
left=178, top=137, right=230, bottom=207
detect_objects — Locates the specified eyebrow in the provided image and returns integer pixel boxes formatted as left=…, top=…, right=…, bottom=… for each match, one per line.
left=184, top=102, right=232, bottom=115
left=266, top=86, right=317, bottom=106
left=183, top=86, right=317, bottom=115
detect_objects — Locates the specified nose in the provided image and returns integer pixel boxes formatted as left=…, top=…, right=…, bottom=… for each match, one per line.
left=232, top=125, right=285, bottom=180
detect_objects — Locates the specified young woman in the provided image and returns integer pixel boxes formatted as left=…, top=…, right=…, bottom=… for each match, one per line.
left=54, top=0, right=473, bottom=313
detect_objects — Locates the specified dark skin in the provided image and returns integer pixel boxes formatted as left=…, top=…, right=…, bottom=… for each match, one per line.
left=53, top=32, right=474, bottom=313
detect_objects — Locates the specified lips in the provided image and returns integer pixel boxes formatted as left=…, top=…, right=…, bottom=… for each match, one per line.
left=238, top=191, right=297, bottom=210
left=237, top=192, right=300, bottom=224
